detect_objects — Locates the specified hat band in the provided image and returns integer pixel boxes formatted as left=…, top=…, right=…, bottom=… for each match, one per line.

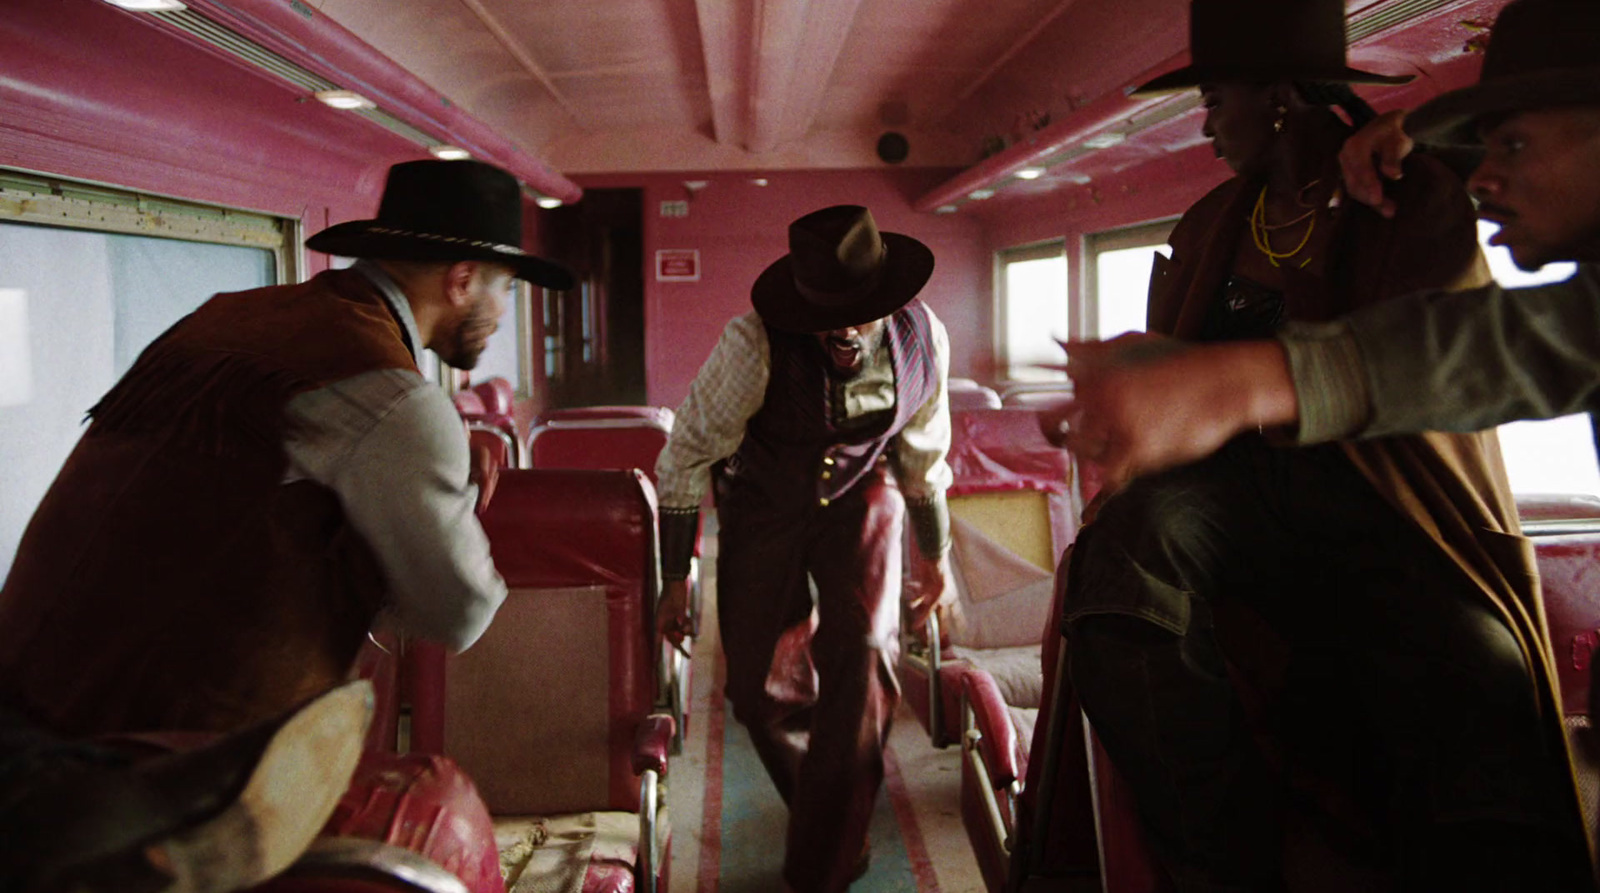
left=793, top=259, right=886, bottom=309
left=366, top=226, right=525, bottom=257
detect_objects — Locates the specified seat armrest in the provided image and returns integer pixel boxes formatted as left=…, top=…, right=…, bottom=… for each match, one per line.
left=963, top=668, right=1019, bottom=788
left=633, top=712, right=676, bottom=777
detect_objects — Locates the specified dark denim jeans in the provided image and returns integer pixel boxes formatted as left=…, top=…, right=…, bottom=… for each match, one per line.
left=1064, top=438, right=1590, bottom=892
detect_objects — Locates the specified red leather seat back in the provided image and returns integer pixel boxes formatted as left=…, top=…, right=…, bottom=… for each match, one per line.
left=472, top=377, right=515, bottom=418
left=528, top=410, right=674, bottom=487
left=351, top=632, right=401, bottom=754
left=452, top=390, right=488, bottom=418
left=420, top=469, right=659, bottom=816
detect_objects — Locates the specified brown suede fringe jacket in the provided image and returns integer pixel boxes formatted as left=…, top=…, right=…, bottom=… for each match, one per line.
left=1149, top=153, right=1590, bottom=857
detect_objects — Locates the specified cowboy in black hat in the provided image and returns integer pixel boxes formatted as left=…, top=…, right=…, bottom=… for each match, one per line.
left=1053, top=0, right=1598, bottom=889
left=654, top=204, right=955, bottom=893
left=0, top=158, right=571, bottom=891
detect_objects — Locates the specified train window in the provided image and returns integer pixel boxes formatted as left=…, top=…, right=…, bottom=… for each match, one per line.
left=1084, top=220, right=1176, bottom=339
left=472, top=279, right=533, bottom=396
left=1475, top=221, right=1598, bottom=499
left=996, top=240, right=1067, bottom=382
left=0, top=171, right=294, bottom=582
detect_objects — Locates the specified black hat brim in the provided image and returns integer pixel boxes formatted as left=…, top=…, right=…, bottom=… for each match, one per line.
left=1128, top=64, right=1414, bottom=98
left=306, top=221, right=575, bottom=290
left=1407, top=67, right=1600, bottom=147
left=750, top=232, right=934, bottom=333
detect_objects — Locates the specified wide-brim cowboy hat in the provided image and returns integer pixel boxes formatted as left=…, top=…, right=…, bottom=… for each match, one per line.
left=1130, top=0, right=1413, bottom=97
left=751, top=205, right=934, bottom=334
left=306, top=159, right=575, bottom=290
left=1407, top=0, right=1600, bottom=147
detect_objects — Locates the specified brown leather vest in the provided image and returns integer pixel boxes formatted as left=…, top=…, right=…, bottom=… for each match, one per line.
left=0, top=269, right=415, bottom=735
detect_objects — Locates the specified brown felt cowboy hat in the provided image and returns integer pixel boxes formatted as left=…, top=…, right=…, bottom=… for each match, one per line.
left=1129, top=0, right=1414, bottom=97
left=1407, top=0, right=1600, bottom=147
left=306, top=159, right=574, bottom=290
left=751, top=205, right=934, bottom=334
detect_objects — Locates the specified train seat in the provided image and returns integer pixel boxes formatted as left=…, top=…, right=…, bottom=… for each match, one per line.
left=406, top=469, right=676, bottom=893
left=961, top=493, right=1600, bottom=893
left=900, top=407, right=1080, bottom=748
left=949, top=377, right=1002, bottom=411
left=526, top=405, right=699, bottom=745
left=998, top=381, right=1074, bottom=410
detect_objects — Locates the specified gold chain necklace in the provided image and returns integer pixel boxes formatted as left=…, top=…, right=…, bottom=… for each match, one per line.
left=1250, top=185, right=1316, bottom=268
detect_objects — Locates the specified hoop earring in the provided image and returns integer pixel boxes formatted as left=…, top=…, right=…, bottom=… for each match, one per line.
left=1272, top=105, right=1287, bottom=134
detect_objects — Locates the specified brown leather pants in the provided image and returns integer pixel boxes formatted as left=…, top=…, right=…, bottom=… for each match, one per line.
left=716, top=469, right=903, bottom=893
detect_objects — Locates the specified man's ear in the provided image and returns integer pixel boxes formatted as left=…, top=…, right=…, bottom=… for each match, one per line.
left=442, top=261, right=478, bottom=309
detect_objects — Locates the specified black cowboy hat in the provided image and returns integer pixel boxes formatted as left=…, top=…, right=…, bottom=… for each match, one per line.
left=751, top=205, right=934, bottom=334
left=1129, top=0, right=1414, bottom=97
left=306, top=160, right=574, bottom=290
left=1407, top=0, right=1600, bottom=147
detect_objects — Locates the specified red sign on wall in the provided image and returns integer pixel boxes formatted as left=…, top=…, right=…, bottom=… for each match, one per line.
left=655, top=249, right=700, bottom=282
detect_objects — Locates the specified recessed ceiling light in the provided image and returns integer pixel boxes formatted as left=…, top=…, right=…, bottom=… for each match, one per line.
left=313, top=90, right=376, bottom=110
left=429, top=145, right=471, bottom=160
left=934, top=205, right=959, bottom=214
left=1083, top=132, right=1126, bottom=149
left=535, top=197, right=563, bottom=209
left=1015, top=167, right=1046, bottom=180
left=103, top=0, right=187, bottom=9
left=967, top=188, right=996, bottom=201
left=749, top=178, right=769, bottom=186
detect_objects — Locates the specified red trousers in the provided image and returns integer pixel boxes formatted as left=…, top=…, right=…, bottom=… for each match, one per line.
left=717, top=469, right=904, bottom=893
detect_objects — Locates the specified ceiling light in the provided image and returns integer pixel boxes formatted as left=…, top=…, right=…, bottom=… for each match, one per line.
left=1015, top=167, right=1046, bottom=180
left=313, top=90, right=376, bottom=110
left=429, top=145, right=470, bottom=160
left=1083, top=132, right=1126, bottom=149
left=535, top=197, right=563, bottom=209
left=103, top=0, right=187, bottom=9
left=934, top=205, right=959, bottom=214
left=749, top=178, right=769, bottom=187
left=1066, top=173, right=1092, bottom=185
left=967, top=188, right=996, bottom=201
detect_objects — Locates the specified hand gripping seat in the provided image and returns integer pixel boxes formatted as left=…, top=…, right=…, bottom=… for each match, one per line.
left=406, top=469, right=676, bottom=893
left=900, top=407, right=1081, bottom=748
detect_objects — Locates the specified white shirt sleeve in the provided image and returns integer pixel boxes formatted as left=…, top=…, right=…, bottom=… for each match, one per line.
left=654, top=313, right=770, bottom=508
left=283, top=369, right=506, bottom=652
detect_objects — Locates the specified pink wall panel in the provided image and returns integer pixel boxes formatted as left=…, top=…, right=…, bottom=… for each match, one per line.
left=574, top=169, right=990, bottom=409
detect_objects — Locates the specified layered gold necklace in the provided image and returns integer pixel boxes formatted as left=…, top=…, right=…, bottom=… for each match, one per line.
left=1249, top=179, right=1330, bottom=269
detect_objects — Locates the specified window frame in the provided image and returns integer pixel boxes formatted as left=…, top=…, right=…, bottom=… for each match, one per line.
left=1081, top=217, right=1177, bottom=340
left=993, top=238, right=1068, bottom=384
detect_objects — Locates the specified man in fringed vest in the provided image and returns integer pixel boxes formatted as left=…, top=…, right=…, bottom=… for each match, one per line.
left=0, top=159, right=572, bottom=892
left=655, top=205, right=956, bottom=893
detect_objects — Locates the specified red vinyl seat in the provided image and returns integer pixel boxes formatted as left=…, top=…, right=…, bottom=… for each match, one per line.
left=527, top=406, right=699, bottom=746
left=404, top=469, right=676, bottom=893
left=899, top=407, right=1081, bottom=748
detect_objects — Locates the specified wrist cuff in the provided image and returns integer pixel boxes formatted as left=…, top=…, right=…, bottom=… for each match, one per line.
left=907, top=494, right=950, bottom=560
left=660, top=507, right=699, bottom=581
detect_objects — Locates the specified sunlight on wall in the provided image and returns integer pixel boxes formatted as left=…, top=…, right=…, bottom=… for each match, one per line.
left=1477, top=221, right=1596, bottom=498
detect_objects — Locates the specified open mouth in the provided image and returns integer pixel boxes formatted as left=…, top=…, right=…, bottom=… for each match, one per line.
left=826, top=338, right=863, bottom=368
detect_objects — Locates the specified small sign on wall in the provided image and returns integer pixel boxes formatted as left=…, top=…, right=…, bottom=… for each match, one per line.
left=656, top=249, right=700, bottom=282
